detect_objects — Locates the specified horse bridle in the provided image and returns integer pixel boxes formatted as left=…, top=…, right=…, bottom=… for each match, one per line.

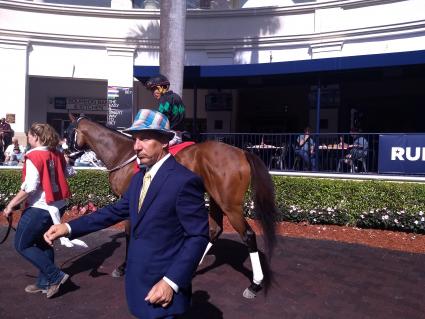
left=106, top=154, right=137, bottom=173
left=71, top=116, right=137, bottom=172
left=71, top=116, right=87, bottom=152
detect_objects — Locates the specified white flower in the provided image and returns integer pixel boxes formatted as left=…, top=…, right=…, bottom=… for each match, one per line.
left=421, top=217, right=425, bottom=222
left=414, top=220, right=419, bottom=225
left=419, top=211, right=424, bottom=216
left=360, top=214, right=364, bottom=219
left=382, top=215, right=389, bottom=220
left=394, top=219, right=398, bottom=224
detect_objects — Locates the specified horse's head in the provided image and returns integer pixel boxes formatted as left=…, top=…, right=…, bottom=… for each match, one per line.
left=66, top=113, right=90, bottom=152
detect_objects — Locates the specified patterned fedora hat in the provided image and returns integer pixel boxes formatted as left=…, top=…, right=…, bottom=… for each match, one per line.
left=122, top=109, right=174, bottom=140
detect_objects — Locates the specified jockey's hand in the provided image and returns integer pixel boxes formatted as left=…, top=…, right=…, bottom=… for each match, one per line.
left=145, top=279, right=174, bottom=308
left=44, top=224, right=69, bottom=246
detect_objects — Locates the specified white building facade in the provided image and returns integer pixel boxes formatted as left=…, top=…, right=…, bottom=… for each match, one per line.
left=1, top=0, right=425, bottom=141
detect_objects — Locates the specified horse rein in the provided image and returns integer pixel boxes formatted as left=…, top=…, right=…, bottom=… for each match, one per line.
left=106, top=154, right=137, bottom=173
left=72, top=116, right=136, bottom=173
left=0, top=215, right=15, bottom=244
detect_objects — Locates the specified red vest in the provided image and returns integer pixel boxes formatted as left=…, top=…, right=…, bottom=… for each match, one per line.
left=23, top=149, right=71, bottom=204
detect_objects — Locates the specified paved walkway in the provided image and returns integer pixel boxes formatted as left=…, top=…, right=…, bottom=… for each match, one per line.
left=0, top=228, right=424, bottom=319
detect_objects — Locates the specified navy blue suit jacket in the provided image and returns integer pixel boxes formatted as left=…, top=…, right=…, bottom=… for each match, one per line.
left=69, top=156, right=209, bottom=318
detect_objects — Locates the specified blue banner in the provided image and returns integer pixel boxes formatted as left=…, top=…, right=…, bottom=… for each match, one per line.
left=378, top=135, right=425, bottom=174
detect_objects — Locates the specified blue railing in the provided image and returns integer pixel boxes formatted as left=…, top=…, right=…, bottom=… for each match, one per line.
left=199, top=133, right=379, bottom=174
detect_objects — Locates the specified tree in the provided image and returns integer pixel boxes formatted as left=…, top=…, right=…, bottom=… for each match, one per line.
left=159, top=0, right=186, bottom=97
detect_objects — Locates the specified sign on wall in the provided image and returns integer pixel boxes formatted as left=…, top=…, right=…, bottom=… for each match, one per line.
left=378, top=134, right=425, bottom=174
left=107, top=86, right=133, bottom=129
left=6, top=113, right=15, bottom=123
left=54, top=97, right=108, bottom=112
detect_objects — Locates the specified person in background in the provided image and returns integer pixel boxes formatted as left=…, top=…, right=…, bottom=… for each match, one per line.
left=2, top=123, right=74, bottom=299
left=294, top=126, right=317, bottom=171
left=144, top=74, right=186, bottom=146
left=4, top=137, right=25, bottom=165
left=337, top=128, right=369, bottom=172
left=44, top=109, right=209, bottom=319
left=58, top=137, right=69, bottom=152
left=74, top=150, right=103, bottom=167
left=0, top=117, right=13, bottom=150
left=0, top=136, right=5, bottom=163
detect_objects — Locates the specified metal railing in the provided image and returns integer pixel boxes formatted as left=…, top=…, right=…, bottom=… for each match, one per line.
left=199, top=132, right=380, bottom=174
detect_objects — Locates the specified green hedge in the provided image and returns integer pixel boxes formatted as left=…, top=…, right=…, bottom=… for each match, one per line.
left=0, top=169, right=118, bottom=210
left=273, top=176, right=425, bottom=233
left=1, top=169, right=424, bottom=233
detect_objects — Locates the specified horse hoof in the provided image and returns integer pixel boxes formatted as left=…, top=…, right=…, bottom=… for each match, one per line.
left=243, top=288, right=256, bottom=299
left=111, top=267, right=125, bottom=278
left=242, top=283, right=262, bottom=299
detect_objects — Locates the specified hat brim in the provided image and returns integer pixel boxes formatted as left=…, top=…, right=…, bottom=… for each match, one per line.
left=122, top=127, right=174, bottom=141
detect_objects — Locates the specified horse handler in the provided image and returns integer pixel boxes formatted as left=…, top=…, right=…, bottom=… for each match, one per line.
left=44, top=109, right=209, bottom=319
left=2, top=123, right=73, bottom=298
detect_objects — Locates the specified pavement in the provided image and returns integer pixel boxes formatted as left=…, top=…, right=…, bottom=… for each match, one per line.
left=0, top=228, right=424, bottom=319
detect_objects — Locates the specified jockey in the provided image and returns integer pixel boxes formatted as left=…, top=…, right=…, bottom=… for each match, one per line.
left=144, top=74, right=186, bottom=146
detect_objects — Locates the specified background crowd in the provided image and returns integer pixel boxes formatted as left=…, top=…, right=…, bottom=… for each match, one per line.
left=0, top=117, right=103, bottom=168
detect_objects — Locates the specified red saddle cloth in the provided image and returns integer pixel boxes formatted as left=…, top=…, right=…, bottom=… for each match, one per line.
left=169, top=141, right=195, bottom=156
left=133, top=141, right=195, bottom=173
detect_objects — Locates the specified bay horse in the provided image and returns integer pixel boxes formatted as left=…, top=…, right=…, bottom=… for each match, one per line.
left=68, top=115, right=279, bottom=298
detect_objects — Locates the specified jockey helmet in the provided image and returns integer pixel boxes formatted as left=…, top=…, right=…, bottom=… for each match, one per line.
left=144, top=74, right=170, bottom=89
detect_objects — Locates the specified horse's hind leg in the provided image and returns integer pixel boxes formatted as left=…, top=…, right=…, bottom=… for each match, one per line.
left=111, top=220, right=130, bottom=277
left=199, top=198, right=223, bottom=265
left=226, top=207, right=264, bottom=299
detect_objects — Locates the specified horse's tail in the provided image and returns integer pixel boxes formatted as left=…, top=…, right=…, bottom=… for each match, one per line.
left=244, top=151, right=278, bottom=259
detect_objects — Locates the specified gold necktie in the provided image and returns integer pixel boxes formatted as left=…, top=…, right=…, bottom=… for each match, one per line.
left=138, top=172, right=151, bottom=212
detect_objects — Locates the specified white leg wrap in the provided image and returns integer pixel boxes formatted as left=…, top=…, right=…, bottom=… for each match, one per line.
left=249, top=252, right=264, bottom=285
left=199, top=242, right=213, bottom=265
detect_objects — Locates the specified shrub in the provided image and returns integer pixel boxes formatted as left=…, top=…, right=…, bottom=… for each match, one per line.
left=272, top=176, right=425, bottom=233
left=0, top=169, right=118, bottom=211
left=1, top=169, right=424, bottom=233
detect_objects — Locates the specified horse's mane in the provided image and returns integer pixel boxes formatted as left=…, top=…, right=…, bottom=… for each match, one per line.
left=90, top=120, right=133, bottom=141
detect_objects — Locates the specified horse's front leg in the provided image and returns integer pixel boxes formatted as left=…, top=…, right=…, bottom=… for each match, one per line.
left=199, top=198, right=223, bottom=265
left=111, top=220, right=130, bottom=277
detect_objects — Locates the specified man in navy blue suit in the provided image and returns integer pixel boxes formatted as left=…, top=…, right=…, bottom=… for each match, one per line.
left=44, top=109, right=209, bottom=319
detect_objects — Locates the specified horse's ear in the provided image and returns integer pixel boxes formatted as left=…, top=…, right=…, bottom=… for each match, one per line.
left=68, top=113, right=76, bottom=122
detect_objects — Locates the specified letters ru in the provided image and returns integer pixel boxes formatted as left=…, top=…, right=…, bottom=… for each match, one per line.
left=391, top=147, right=425, bottom=161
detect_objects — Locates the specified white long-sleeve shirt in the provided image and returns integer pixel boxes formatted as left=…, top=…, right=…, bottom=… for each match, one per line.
left=21, top=147, right=76, bottom=212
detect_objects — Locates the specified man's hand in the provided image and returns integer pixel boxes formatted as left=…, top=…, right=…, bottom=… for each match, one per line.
left=145, top=279, right=174, bottom=308
left=44, top=224, right=69, bottom=246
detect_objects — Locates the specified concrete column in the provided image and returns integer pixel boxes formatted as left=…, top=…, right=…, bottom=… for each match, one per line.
left=106, top=47, right=135, bottom=124
left=0, top=40, right=29, bottom=144
left=106, top=47, right=134, bottom=88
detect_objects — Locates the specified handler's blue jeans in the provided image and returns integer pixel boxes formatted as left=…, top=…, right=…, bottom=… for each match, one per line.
left=14, top=207, right=66, bottom=289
